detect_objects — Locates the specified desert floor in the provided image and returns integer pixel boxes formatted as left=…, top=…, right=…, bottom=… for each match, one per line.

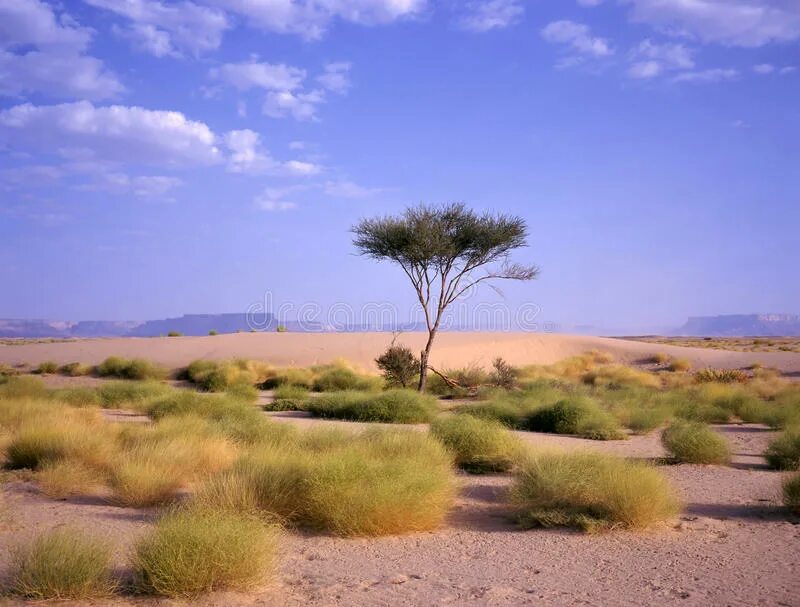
left=1, top=335, right=799, bottom=606
left=2, top=332, right=800, bottom=376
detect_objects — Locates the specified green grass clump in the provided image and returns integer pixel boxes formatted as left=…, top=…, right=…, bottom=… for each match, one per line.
left=305, top=389, right=438, bottom=424
left=509, top=451, right=679, bottom=531
left=0, top=376, right=48, bottom=399
left=525, top=396, right=625, bottom=440
left=783, top=473, right=800, bottom=515
left=6, top=420, right=113, bottom=471
left=764, top=430, right=800, bottom=471
left=266, top=384, right=308, bottom=411
left=133, top=508, right=278, bottom=598
left=34, top=361, right=59, bottom=374
left=58, top=362, right=93, bottom=377
left=195, top=429, right=455, bottom=536
left=430, top=415, right=522, bottom=473
left=97, top=380, right=171, bottom=408
left=311, top=365, right=381, bottom=392
left=96, top=356, right=166, bottom=380
left=260, top=367, right=314, bottom=389
left=184, top=359, right=272, bottom=392
left=581, top=365, right=661, bottom=389
left=10, top=528, right=116, bottom=600
left=661, top=421, right=731, bottom=464
left=49, top=387, right=101, bottom=408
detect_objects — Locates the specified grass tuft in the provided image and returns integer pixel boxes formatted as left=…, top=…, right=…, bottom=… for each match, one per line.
left=305, top=389, right=438, bottom=424
left=96, top=356, right=166, bottom=380
left=764, top=429, right=800, bottom=471
left=783, top=473, right=800, bottom=515
left=430, top=415, right=522, bottom=473
left=661, top=421, right=731, bottom=464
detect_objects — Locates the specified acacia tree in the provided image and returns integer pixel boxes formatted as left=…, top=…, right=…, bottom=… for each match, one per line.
left=353, top=203, right=539, bottom=392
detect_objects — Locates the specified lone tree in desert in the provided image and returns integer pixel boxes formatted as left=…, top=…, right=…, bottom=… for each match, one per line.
left=352, top=203, right=538, bottom=392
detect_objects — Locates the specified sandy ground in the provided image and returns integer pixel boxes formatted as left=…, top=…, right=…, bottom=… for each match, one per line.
left=3, top=332, right=800, bottom=375
left=1, top=411, right=798, bottom=607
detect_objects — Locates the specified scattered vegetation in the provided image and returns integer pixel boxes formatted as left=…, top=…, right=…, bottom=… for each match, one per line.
left=167, top=331, right=183, bottom=337
left=694, top=368, right=748, bottom=384
left=668, top=358, right=692, bottom=373
left=95, top=356, right=166, bottom=380
left=58, top=362, right=93, bottom=376
left=305, top=389, right=438, bottom=424
left=133, top=509, right=278, bottom=598
left=509, top=451, right=679, bottom=531
left=184, top=359, right=272, bottom=392
left=783, top=473, right=800, bottom=515
left=430, top=415, right=522, bottom=473
left=764, top=430, right=800, bottom=471
left=10, top=528, right=116, bottom=600
left=97, top=380, right=170, bottom=408
left=661, top=421, right=731, bottom=464
left=376, top=342, right=420, bottom=388
left=266, top=384, right=308, bottom=411
left=34, top=361, right=59, bottom=374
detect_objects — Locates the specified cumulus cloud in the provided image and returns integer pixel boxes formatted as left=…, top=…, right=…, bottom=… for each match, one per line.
left=457, top=0, right=524, bottom=32
left=0, top=0, right=123, bottom=100
left=77, top=173, right=184, bottom=198
left=253, top=187, right=301, bottom=211
left=673, top=67, right=739, bottom=83
left=627, top=38, right=694, bottom=78
left=323, top=179, right=382, bottom=199
left=209, top=60, right=306, bottom=91
left=263, top=89, right=326, bottom=121
left=225, top=129, right=321, bottom=175
left=541, top=20, right=613, bottom=57
left=624, top=0, right=800, bottom=47
left=316, top=62, right=352, bottom=93
left=84, top=0, right=228, bottom=56
left=0, top=101, right=222, bottom=166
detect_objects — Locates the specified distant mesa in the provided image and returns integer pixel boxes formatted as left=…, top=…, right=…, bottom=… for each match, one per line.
left=674, top=314, right=800, bottom=337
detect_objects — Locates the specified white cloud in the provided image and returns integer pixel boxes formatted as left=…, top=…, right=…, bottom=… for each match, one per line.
left=624, top=0, right=800, bottom=47
left=323, top=179, right=381, bottom=199
left=0, top=101, right=221, bottom=166
left=0, top=50, right=124, bottom=100
left=211, top=0, right=426, bottom=40
left=627, top=60, right=662, bottom=78
left=316, top=62, right=352, bottom=93
left=225, top=129, right=322, bottom=175
left=210, top=60, right=306, bottom=91
left=253, top=187, right=299, bottom=211
left=457, top=0, right=524, bottom=32
left=541, top=20, right=613, bottom=57
left=577, top=0, right=604, bottom=6
left=263, top=89, right=326, bottom=121
left=753, top=63, right=775, bottom=74
left=77, top=173, right=184, bottom=198
left=84, top=0, right=228, bottom=56
left=0, top=0, right=123, bottom=100
left=673, top=67, right=739, bottom=83
left=779, top=66, right=796, bottom=74
left=626, top=38, right=694, bottom=79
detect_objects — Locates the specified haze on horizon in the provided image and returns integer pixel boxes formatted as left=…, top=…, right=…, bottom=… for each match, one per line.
left=1, top=0, right=798, bottom=331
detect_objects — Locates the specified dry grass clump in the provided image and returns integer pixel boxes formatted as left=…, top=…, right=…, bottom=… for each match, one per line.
left=305, top=389, right=438, bottom=423
left=260, top=367, right=314, bottom=389
left=133, top=508, right=278, bottom=598
left=668, top=358, right=692, bottom=373
left=184, top=359, right=272, bottom=392
left=311, top=361, right=382, bottom=392
left=650, top=352, right=671, bottom=365
left=661, top=421, right=731, bottom=464
left=10, top=528, right=116, bottom=600
left=97, top=380, right=172, bottom=408
left=764, top=429, right=800, bottom=471
left=526, top=396, right=626, bottom=440
left=783, top=473, right=800, bottom=515
left=96, top=356, right=166, bottom=380
left=36, top=460, right=106, bottom=499
left=430, top=415, right=522, bottom=473
left=266, top=384, right=308, bottom=411
left=581, top=365, right=661, bottom=390
left=49, top=387, right=102, bottom=408
left=0, top=376, right=48, bottom=399
left=195, top=429, right=455, bottom=536
left=34, top=361, right=59, bottom=374
left=694, top=368, right=749, bottom=384
left=509, top=451, right=679, bottom=531
left=58, top=362, right=93, bottom=376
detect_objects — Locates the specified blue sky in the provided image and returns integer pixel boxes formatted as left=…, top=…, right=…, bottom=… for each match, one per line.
left=1, top=0, right=798, bottom=331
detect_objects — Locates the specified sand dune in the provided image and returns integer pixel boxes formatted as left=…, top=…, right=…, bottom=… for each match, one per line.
left=2, top=332, right=799, bottom=374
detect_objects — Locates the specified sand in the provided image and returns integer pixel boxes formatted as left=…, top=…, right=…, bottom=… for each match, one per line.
left=1, top=416, right=798, bottom=607
left=3, top=332, right=799, bottom=374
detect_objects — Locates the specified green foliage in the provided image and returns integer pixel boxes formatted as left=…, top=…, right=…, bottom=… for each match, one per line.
left=0, top=376, right=48, bottom=399
left=510, top=452, right=679, bottom=531
left=167, top=331, right=183, bottom=337
left=305, top=389, right=438, bottom=424
left=764, top=430, right=800, bottom=471
left=430, top=415, right=522, bottom=473
left=525, top=396, right=625, bottom=440
left=133, top=509, right=278, bottom=597
left=266, top=384, right=308, bottom=411
left=375, top=343, right=420, bottom=388
left=10, top=528, right=116, bottom=600
left=661, top=421, right=731, bottom=464
left=312, top=364, right=380, bottom=392
left=694, top=368, right=749, bottom=384
left=783, top=473, right=800, bottom=515
left=208, top=329, right=218, bottom=336
left=95, top=356, right=165, bottom=380
left=97, top=380, right=171, bottom=408
left=184, top=359, right=272, bottom=392
left=49, top=387, right=101, bottom=408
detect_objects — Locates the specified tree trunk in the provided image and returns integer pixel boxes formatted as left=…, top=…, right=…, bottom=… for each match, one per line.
left=417, top=330, right=437, bottom=392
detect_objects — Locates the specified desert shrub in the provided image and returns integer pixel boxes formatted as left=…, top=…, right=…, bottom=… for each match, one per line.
left=764, top=430, right=800, bottom=471
left=133, top=508, right=278, bottom=597
left=260, top=367, right=314, bottom=389
left=208, top=330, right=218, bottom=336
left=783, top=474, right=800, bottom=515
left=195, top=429, right=455, bottom=536
left=489, top=357, right=519, bottom=390
left=461, top=398, right=529, bottom=428
left=626, top=408, right=670, bottom=434
left=509, top=451, right=679, bottom=531
left=312, top=365, right=380, bottom=392
left=10, top=528, right=116, bottom=600
left=525, top=396, right=625, bottom=440
left=430, top=415, right=522, bottom=473
left=276, top=325, right=288, bottom=333
left=49, top=387, right=101, bottom=408
left=97, top=380, right=171, bottom=408
left=225, top=382, right=259, bottom=403
left=58, top=362, right=93, bottom=377
left=650, top=352, right=670, bottom=365
left=34, top=361, right=59, bottom=374
left=0, top=363, right=19, bottom=377
left=185, top=359, right=272, bottom=392
left=6, top=419, right=113, bottom=471
left=36, top=460, right=105, bottom=499
left=661, top=421, right=731, bottom=464
left=108, top=455, right=185, bottom=507
left=96, top=356, right=165, bottom=380
left=305, top=389, right=438, bottom=424
left=0, top=376, right=48, bottom=399
left=668, top=358, right=692, bottom=373
left=266, top=384, right=308, bottom=411
left=582, top=365, right=660, bottom=390
left=167, top=331, right=182, bottom=337
left=694, top=368, right=748, bottom=384
left=376, top=343, right=420, bottom=388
